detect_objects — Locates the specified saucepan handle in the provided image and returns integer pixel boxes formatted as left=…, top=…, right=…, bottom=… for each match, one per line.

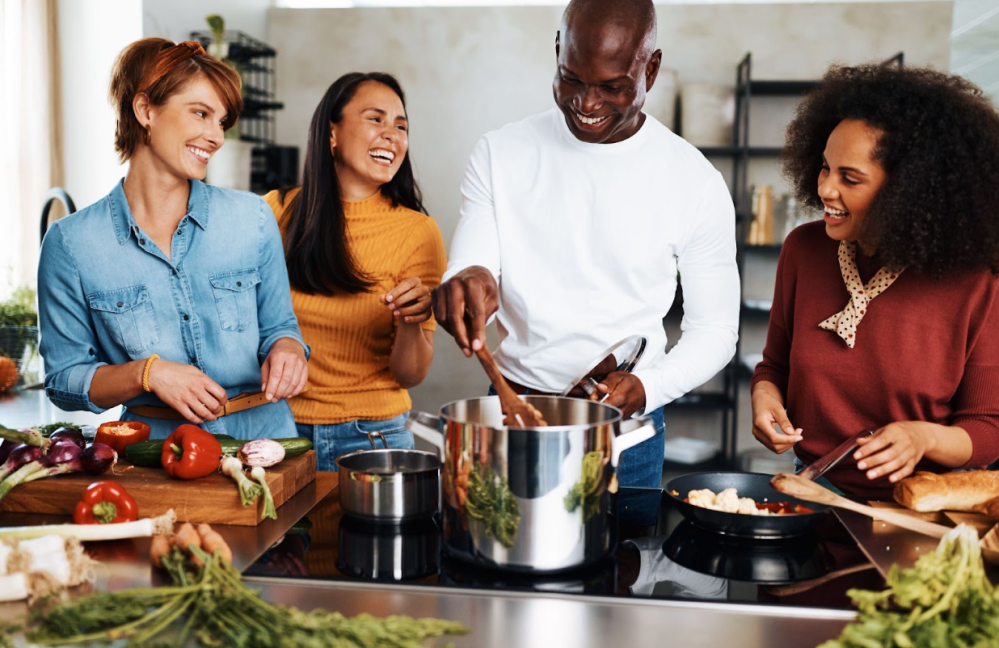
left=611, top=416, right=657, bottom=467
left=406, top=411, right=445, bottom=458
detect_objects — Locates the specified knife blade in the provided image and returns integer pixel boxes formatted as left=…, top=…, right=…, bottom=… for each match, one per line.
left=797, top=428, right=875, bottom=482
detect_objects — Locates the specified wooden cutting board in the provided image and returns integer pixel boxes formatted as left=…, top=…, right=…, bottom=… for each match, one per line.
left=0, top=450, right=316, bottom=526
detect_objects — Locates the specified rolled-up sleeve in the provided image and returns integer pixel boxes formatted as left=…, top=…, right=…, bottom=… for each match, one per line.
left=254, top=198, right=309, bottom=362
left=38, top=224, right=107, bottom=413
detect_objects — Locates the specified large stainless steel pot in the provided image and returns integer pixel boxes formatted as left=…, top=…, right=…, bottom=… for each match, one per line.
left=407, top=395, right=656, bottom=572
left=335, top=432, right=441, bottom=522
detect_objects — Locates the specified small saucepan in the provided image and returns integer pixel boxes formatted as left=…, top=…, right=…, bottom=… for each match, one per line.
left=336, top=432, right=441, bottom=522
left=665, top=472, right=830, bottom=539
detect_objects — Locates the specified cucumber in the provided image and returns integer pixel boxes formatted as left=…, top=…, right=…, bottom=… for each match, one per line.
left=125, top=437, right=313, bottom=468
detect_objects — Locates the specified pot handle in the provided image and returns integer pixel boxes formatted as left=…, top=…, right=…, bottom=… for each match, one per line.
left=611, top=416, right=657, bottom=467
left=406, top=411, right=445, bottom=458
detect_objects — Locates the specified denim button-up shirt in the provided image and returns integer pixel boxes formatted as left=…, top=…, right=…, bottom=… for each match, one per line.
left=38, top=179, right=308, bottom=440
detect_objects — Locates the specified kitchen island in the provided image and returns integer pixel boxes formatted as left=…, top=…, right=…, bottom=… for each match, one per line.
left=0, top=387, right=970, bottom=648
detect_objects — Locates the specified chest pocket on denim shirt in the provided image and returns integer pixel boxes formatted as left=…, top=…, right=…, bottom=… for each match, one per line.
left=210, top=269, right=261, bottom=332
left=87, top=285, right=160, bottom=355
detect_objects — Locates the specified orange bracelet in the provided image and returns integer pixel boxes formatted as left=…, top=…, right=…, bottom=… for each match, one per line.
left=141, top=354, right=160, bottom=392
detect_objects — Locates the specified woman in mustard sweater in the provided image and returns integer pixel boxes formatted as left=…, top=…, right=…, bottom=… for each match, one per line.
left=264, top=72, right=446, bottom=471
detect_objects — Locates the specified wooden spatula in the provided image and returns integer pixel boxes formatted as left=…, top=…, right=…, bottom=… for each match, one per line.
left=771, top=472, right=952, bottom=539
left=474, top=346, right=547, bottom=428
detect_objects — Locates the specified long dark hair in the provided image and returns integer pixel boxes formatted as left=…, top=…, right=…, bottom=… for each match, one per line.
left=281, top=72, right=426, bottom=295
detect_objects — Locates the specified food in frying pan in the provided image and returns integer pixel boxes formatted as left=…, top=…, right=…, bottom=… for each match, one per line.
left=686, top=488, right=814, bottom=516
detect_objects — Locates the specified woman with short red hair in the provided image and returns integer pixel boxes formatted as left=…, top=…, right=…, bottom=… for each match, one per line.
left=38, top=38, right=309, bottom=441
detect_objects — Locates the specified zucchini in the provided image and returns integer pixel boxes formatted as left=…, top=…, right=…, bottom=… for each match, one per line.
left=125, top=437, right=313, bottom=468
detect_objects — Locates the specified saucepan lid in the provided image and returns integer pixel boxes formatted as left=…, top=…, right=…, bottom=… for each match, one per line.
left=561, top=335, right=648, bottom=400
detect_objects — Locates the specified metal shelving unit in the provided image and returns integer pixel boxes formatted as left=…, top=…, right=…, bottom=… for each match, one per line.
left=190, top=30, right=298, bottom=193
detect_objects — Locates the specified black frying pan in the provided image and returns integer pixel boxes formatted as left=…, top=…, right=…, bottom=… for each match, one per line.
left=665, top=472, right=829, bottom=539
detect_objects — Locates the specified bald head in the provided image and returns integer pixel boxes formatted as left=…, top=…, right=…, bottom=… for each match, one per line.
left=552, top=0, right=662, bottom=144
left=561, top=0, right=658, bottom=60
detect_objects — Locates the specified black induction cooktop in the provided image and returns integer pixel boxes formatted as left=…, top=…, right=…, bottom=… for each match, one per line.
left=244, top=487, right=878, bottom=609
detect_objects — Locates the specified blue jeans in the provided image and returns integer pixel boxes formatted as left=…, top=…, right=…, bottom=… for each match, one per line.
left=296, top=413, right=412, bottom=472
left=487, top=384, right=665, bottom=488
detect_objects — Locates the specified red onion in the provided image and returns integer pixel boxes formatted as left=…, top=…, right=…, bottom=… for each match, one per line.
left=43, top=440, right=83, bottom=469
left=0, top=444, right=44, bottom=481
left=0, top=439, right=14, bottom=466
left=0, top=444, right=52, bottom=503
left=49, top=427, right=86, bottom=449
left=80, top=443, right=118, bottom=475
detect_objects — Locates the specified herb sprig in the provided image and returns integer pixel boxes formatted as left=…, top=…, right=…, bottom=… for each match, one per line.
left=25, top=545, right=470, bottom=647
left=820, top=525, right=999, bottom=648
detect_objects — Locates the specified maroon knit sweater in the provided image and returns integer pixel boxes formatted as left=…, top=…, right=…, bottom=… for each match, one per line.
left=751, top=221, right=999, bottom=500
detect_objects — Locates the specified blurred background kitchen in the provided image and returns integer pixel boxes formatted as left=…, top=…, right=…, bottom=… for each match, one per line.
left=1, top=0, right=996, bottom=476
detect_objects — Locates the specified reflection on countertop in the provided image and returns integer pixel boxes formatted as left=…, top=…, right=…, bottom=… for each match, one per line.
left=0, top=385, right=121, bottom=429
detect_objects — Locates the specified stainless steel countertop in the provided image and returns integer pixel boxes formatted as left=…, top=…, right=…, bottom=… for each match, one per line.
left=246, top=577, right=855, bottom=648
left=0, top=386, right=121, bottom=429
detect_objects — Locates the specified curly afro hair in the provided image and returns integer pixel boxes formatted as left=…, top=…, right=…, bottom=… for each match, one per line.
left=781, top=63, right=999, bottom=277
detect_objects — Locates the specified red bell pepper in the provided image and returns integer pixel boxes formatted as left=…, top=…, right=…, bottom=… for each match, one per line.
left=73, top=480, right=139, bottom=524
left=161, top=424, right=222, bottom=479
left=95, top=420, right=150, bottom=455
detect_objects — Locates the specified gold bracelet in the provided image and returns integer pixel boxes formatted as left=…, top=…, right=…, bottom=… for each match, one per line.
left=142, top=354, right=160, bottom=392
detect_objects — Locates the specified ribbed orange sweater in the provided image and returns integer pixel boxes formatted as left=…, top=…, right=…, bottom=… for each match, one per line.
left=264, top=188, right=447, bottom=424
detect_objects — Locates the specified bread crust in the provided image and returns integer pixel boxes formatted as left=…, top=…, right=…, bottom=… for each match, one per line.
left=893, top=470, right=999, bottom=512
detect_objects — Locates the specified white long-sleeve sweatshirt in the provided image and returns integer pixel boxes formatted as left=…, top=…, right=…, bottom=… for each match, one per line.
left=444, top=108, right=740, bottom=412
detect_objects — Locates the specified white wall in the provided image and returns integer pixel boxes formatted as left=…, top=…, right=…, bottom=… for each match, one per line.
left=267, top=2, right=952, bottom=418
left=143, top=0, right=273, bottom=42
left=57, top=0, right=143, bottom=211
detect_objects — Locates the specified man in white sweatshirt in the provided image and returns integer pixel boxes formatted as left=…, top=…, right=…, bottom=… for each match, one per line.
left=433, top=0, right=740, bottom=487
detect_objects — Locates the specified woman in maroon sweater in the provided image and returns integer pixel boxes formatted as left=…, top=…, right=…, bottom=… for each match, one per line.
left=751, top=64, right=999, bottom=500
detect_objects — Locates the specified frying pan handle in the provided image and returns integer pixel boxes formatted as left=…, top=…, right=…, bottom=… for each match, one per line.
left=611, top=416, right=656, bottom=467
left=406, top=411, right=445, bottom=458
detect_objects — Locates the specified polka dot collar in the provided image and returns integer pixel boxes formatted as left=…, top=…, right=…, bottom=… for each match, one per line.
left=818, top=240, right=904, bottom=349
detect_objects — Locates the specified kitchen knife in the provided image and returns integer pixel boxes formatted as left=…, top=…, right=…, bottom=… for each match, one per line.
left=797, top=428, right=875, bottom=482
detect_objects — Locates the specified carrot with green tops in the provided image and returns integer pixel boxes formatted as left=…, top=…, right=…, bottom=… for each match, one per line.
left=149, top=534, right=171, bottom=568
left=197, top=523, right=232, bottom=564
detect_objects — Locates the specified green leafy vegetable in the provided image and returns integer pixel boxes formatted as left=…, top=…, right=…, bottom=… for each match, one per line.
left=819, top=525, right=999, bottom=648
left=23, top=546, right=470, bottom=647
left=465, top=463, right=520, bottom=549
left=32, top=423, right=80, bottom=437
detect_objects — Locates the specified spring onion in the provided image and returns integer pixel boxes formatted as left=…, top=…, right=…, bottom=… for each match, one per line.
left=220, top=456, right=262, bottom=507
left=0, top=509, right=176, bottom=542
left=250, top=466, right=277, bottom=520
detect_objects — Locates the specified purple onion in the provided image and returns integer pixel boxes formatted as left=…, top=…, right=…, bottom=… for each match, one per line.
left=50, top=427, right=86, bottom=449
left=0, top=439, right=14, bottom=466
left=10, top=441, right=85, bottom=491
left=80, top=443, right=117, bottom=475
left=1, top=444, right=44, bottom=479
left=44, top=440, right=83, bottom=468
left=0, top=445, right=49, bottom=502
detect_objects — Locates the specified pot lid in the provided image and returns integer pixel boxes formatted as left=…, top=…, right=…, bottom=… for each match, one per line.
left=560, top=335, right=647, bottom=398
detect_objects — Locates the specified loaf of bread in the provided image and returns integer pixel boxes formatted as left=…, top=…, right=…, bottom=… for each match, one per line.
left=893, top=470, right=999, bottom=512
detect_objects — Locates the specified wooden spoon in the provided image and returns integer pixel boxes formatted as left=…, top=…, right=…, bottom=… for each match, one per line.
left=771, top=472, right=951, bottom=539
left=474, top=346, right=547, bottom=428
left=764, top=563, right=876, bottom=597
